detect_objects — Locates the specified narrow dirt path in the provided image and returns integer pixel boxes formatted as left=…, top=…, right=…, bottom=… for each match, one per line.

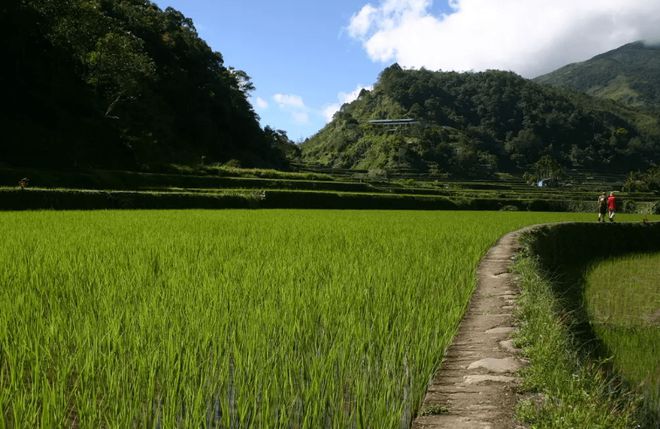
left=412, top=228, right=529, bottom=429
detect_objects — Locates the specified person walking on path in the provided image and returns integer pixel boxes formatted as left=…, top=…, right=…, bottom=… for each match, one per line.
left=597, top=192, right=607, bottom=222
left=607, top=191, right=617, bottom=222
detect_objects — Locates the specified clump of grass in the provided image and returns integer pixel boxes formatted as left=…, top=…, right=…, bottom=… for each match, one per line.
left=513, top=254, right=643, bottom=428
left=419, top=404, right=449, bottom=416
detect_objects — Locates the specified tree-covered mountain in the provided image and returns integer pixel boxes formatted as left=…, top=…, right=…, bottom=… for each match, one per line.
left=1, top=0, right=288, bottom=169
left=534, top=41, right=660, bottom=111
left=301, top=65, right=660, bottom=177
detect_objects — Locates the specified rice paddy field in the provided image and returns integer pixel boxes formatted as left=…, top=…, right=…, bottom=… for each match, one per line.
left=585, top=253, right=660, bottom=419
left=0, top=210, right=648, bottom=428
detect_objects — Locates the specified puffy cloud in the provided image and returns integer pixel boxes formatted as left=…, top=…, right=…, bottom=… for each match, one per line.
left=347, top=4, right=378, bottom=38
left=273, top=93, right=306, bottom=109
left=322, top=104, right=341, bottom=123
left=340, top=85, right=374, bottom=104
left=348, top=0, right=660, bottom=77
left=292, top=111, right=310, bottom=124
left=322, top=84, right=373, bottom=122
left=254, top=96, right=269, bottom=109
left=272, top=93, right=310, bottom=124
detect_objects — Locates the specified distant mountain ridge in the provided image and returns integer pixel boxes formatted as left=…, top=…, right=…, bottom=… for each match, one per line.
left=301, top=64, right=660, bottom=177
left=534, top=41, right=660, bottom=110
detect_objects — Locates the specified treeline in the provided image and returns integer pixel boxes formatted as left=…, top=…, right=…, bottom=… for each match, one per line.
left=301, top=64, right=660, bottom=177
left=623, top=166, right=660, bottom=192
left=1, top=0, right=290, bottom=169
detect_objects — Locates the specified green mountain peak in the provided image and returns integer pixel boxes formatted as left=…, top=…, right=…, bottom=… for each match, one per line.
left=302, top=65, right=660, bottom=177
left=534, top=41, right=660, bottom=110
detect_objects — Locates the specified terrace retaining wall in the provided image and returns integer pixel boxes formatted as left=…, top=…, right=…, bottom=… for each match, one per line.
left=524, top=221, right=660, bottom=271
left=3, top=188, right=657, bottom=212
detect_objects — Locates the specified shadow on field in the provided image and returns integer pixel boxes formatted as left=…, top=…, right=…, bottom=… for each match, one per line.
left=522, top=222, right=660, bottom=427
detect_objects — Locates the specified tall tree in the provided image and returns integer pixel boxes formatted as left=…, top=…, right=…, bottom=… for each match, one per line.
left=0, top=0, right=288, bottom=169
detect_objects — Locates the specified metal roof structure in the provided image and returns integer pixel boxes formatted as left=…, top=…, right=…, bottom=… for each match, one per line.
left=367, top=118, right=419, bottom=126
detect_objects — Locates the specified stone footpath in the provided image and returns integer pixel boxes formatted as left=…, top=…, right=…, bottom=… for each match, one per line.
left=412, top=230, right=528, bottom=429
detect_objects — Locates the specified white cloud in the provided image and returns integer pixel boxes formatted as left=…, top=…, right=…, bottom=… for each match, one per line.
left=340, top=85, right=373, bottom=104
left=322, top=104, right=341, bottom=123
left=348, top=0, right=660, bottom=77
left=254, top=96, right=269, bottom=109
left=292, top=111, right=310, bottom=124
left=271, top=93, right=310, bottom=124
left=322, top=84, right=373, bottom=122
left=273, top=93, right=305, bottom=109
left=348, top=4, right=378, bottom=38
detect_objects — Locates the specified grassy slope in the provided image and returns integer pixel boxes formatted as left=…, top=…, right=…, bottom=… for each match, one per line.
left=534, top=41, right=660, bottom=110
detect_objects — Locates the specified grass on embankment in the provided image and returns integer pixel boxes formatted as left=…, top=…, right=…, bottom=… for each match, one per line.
left=513, top=224, right=660, bottom=428
left=3, top=186, right=658, bottom=213
left=585, top=253, right=660, bottom=420
left=514, top=255, right=642, bottom=428
left=3, top=166, right=657, bottom=213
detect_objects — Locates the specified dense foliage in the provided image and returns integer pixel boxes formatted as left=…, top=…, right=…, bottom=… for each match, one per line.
left=0, top=0, right=288, bottom=169
left=535, top=41, right=660, bottom=111
left=623, top=165, right=660, bottom=192
left=301, top=64, right=660, bottom=177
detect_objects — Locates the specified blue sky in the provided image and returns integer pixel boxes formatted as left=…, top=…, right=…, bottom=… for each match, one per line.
left=152, top=1, right=660, bottom=142
left=152, top=0, right=452, bottom=141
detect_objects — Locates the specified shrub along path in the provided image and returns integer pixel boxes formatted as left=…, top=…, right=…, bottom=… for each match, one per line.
left=412, top=228, right=530, bottom=429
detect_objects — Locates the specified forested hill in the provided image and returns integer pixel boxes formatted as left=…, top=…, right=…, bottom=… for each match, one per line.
left=534, top=41, right=660, bottom=111
left=1, top=0, right=287, bottom=169
left=301, top=65, right=660, bottom=177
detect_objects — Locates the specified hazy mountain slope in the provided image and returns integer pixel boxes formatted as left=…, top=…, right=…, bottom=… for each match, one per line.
left=534, top=41, right=660, bottom=110
left=301, top=65, right=660, bottom=177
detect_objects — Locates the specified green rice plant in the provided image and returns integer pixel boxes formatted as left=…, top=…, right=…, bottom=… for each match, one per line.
left=585, top=253, right=660, bottom=424
left=0, top=210, right=641, bottom=428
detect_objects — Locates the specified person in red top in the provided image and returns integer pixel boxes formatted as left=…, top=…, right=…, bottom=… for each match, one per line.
left=607, top=191, right=616, bottom=222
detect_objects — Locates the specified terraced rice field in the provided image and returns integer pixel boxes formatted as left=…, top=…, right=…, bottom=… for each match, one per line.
left=585, top=252, right=660, bottom=420
left=0, top=210, right=622, bottom=427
